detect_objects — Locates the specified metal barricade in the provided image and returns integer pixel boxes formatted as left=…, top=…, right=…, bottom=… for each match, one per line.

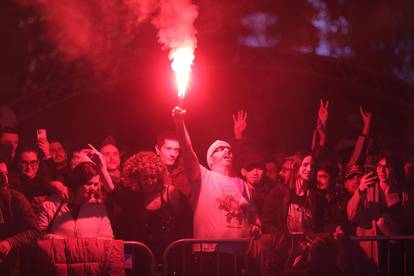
left=124, top=241, right=156, bottom=276
left=162, top=239, right=249, bottom=276
left=350, top=235, right=414, bottom=276
left=282, top=234, right=414, bottom=276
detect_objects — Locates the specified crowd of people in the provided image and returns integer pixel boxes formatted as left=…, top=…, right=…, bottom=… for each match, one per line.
left=0, top=100, right=413, bottom=275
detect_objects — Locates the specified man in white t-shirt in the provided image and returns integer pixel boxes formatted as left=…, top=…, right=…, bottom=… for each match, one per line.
left=172, top=106, right=254, bottom=254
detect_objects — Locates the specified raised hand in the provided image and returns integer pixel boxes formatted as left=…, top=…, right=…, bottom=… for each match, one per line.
left=0, top=240, right=11, bottom=260
left=317, top=99, right=329, bottom=128
left=83, top=144, right=107, bottom=169
left=87, top=144, right=115, bottom=192
left=313, top=99, right=328, bottom=147
left=232, top=110, right=247, bottom=140
left=172, top=106, right=186, bottom=122
left=358, top=171, right=378, bottom=193
left=359, top=106, right=372, bottom=135
left=37, top=138, right=50, bottom=159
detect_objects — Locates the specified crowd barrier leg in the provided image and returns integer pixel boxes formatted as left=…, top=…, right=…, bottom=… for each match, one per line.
left=124, top=241, right=156, bottom=276
left=162, top=239, right=248, bottom=276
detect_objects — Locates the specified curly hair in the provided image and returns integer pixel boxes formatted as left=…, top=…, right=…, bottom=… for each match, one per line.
left=122, top=151, right=165, bottom=191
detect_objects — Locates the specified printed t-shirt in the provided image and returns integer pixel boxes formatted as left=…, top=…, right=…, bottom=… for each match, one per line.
left=193, top=166, right=250, bottom=252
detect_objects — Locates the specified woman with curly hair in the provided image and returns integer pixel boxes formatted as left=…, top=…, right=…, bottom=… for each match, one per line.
left=110, top=151, right=191, bottom=261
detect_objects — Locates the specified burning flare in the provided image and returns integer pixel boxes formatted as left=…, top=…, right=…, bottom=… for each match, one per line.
left=170, top=45, right=195, bottom=100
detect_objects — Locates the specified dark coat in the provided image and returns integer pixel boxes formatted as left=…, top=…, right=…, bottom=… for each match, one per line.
left=262, top=184, right=324, bottom=235
left=0, top=187, right=40, bottom=275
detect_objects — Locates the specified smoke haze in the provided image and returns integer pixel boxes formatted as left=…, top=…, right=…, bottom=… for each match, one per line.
left=17, top=0, right=198, bottom=74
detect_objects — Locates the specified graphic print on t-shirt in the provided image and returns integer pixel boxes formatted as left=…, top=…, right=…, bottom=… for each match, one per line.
left=287, top=203, right=313, bottom=234
left=216, top=194, right=246, bottom=228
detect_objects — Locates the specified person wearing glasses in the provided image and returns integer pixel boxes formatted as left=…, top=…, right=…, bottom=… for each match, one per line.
left=347, top=151, right=409, bottom=273
left=11, top=146, right=54, bottom=211
left=172, top=106, right=256, bottom=276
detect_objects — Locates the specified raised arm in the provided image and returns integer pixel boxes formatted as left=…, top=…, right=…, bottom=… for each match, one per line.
left=172, top=106, right=201, bottom=183
left=82, top=144, right=115, bottom=192
left=233, top=110, right=247, bottom=140
left=312, top=99, right=328, bottom=152
left=37, top=132, right=51, bottom=160
left=232, top=110, right=249, bottom=172
left=347, top=106, right=372, bottom=167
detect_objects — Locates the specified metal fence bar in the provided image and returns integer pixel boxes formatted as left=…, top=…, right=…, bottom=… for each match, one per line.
left=350, top=235, right=414, bottom=241
left=200, top=243, right=203, bottom=276
left=124, top=241, right=156, bottom=276
left=233, top=252, right=238, bottom=276
left=216, top=251, right=220, bottom=276
left=181, top=245, right=186, bottom=276
left=350, top=235, right=414, bottom=276
left=404, top=242, right=408, bottom=276
left=387, top=241, right=391, bottom=275
left=162, top=239, right=248, bottom=276
left=161, top=236, right=414, bottom=276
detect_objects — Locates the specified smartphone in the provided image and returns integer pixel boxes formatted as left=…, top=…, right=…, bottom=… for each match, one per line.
left=364, top=164, right=377, bottom=176
left=364, top=164, right=378, bottom=187
left=37, top=129, right=47, bottom=141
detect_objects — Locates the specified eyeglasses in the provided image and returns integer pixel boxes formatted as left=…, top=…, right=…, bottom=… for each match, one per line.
left=213, top=146, right=231, bottom=154
left=20, top=160, right=39, bottom=167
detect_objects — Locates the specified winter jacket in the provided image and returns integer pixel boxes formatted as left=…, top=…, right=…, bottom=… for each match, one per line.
left=38, top=195, right=114, bottom=239
left=32, top=238, right=125, bottom=276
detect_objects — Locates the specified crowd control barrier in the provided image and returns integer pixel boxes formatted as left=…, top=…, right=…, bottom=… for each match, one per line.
left=162, top=238, right=249, bottom=276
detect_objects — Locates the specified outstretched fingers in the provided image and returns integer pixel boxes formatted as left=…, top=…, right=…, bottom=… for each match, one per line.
left=88, top=143, right=99, bottom=153
left=233, top=110, right=248, bottom=122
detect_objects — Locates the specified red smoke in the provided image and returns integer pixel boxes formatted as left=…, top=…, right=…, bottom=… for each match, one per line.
left=152, top=0, right=198, bottom=51
left=16, top=0, right=198, bottom=75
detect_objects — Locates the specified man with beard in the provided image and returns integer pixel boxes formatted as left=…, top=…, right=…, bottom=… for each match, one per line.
left=0, top=159, right=39, bottom=275
left=172, top=106, right=255, bottom=276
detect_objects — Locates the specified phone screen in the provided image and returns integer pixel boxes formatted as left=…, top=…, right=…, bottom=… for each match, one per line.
left=37, top=129, right=47, bottom=141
